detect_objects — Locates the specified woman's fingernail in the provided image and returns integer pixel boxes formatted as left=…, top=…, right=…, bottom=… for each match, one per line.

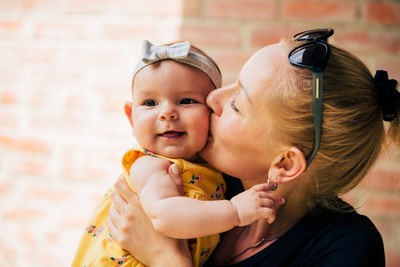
left=171, top=164, right=179, bottom=175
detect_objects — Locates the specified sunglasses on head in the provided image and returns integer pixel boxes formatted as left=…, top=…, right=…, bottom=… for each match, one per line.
left=288, top=28, right=334, bottom=168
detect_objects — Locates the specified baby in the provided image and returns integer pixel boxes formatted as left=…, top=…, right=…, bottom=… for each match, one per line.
left=72, top=40, right=282, bottom=267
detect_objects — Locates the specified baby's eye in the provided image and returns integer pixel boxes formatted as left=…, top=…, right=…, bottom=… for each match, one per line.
left=230, top=99, right=239, bottom=112
left=143, top=99, right=157, bottom=106
left=180, top=98, right=198, bottom=105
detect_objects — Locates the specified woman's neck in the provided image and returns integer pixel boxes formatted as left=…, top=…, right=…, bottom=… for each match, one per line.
left=250, top=197, right=309, bottom=243
left=241, top=177, right=311, bottom=243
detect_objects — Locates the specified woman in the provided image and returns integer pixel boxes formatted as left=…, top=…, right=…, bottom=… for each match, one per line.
left=107, top=29, right=398, bottom=266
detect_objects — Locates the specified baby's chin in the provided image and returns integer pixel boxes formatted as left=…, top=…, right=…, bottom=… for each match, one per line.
left=156, top=148, right=199, bottom=161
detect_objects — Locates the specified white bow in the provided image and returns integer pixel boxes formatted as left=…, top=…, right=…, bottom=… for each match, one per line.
left=142, top=40, right=191, bottom=63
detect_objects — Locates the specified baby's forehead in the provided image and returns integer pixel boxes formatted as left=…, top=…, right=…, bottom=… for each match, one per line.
left=132, top=60, right=216, bottom=94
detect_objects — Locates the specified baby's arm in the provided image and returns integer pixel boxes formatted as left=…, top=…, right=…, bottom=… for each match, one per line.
left=131, top=156, right=283, bottom=239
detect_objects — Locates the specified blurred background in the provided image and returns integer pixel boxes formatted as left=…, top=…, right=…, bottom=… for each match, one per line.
left=0, top=0, right=399, bottom=266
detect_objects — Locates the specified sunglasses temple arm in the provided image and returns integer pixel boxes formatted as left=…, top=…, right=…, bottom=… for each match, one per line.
left=306, top=72, right=323, bottom=168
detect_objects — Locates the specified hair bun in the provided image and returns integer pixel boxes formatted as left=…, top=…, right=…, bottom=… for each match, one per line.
left=374, top=70, right=400, bottom=122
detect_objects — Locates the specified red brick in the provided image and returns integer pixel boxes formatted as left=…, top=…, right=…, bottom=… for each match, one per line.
left=24, top=187, right=71, bottom=202
left=375, top=58, right=400, bottom=82
left=102, top=24, right=178, bottom=41
left=1, top=0, right=55, bottom=11
left=18, top=228, right=36, bottom=246
left=66, top=0, right=182, bottom=16
left=365, top=2, right=400, bottom=25
left=0, top=68, right=19, bottom=83
left=0, top=19, right=22, bottom=32
left=61, top=163, right=83, bottom=181
left=282, top=0, right=356, bottom=22
left=25, top=250, right=63, bottom=267
left=27, top=68, right=84, bottom=87
left=0, top=136, right=50, bottom=154
left=360, top=169, right=400, bottom=192
left=63, top=47, right=122, bottom=66
left=33, top=22, right=88, bottom=39
left=181, top=24, right=241, bottom=46
left=0, top=91, right=18, bottom=104
left=371, top=219, right=395, bottom=244
left=204, top=0, right=276, bottom=20
left=20, top=45, right=58, bottom=63
left=0, top=181, right=14, bottom=195
left=9, top=158, right=48, bottom=177
left=45, top=231, right=60, bottom=245
left=101, top=93, right=126, bottom=113
left=334, top=30, right=400, bottom=54
left=183, top=0, right=201, bottom=16
left=386, top=248, right=400, bottom=267
left=0, top=112, right=18, bottom=128
left=62, top=0, right=127, bottom=14
left=29, top=113, right=87, bottom=132
left=250, top=26, right=298, bottom=47
left=126, top=0, right=183, bottom=16
left=4, top=208, right=45, bottom=220
left=0, top=243, right=17, bottom=263
left=209, top=49, right=252, bottom=73
left=359, top=194, right=400, bottom=217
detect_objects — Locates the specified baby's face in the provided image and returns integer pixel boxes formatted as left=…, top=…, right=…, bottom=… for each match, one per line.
left=131, top=60, right=215, bottom=160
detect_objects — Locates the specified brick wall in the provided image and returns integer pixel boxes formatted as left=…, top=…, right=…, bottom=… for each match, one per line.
left=0, top=0, right=399, bottom=266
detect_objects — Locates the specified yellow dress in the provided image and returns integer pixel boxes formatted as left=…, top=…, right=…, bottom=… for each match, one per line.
left=72, top=146, right=226, bottom=267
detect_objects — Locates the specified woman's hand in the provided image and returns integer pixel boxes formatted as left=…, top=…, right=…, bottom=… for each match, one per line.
left=107, top=175, right=191, bottom=267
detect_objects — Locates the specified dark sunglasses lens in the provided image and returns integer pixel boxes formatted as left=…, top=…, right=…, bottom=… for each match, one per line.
left=295, top=29, right=332, bottom=41
left=289, top=44, right=327, bottom=69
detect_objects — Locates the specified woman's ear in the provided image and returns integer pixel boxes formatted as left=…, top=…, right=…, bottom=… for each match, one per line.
left=269, top=147, right=306, bottom=184
left=124, top=101, right=134, bottom=129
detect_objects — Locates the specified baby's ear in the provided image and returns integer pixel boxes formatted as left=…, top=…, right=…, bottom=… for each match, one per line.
left=269, top=147, right=306, bottom=184
left=124, top=102, right=134, bottom=129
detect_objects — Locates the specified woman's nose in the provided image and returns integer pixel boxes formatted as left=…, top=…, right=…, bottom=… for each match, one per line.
left=206, top=85, right=232, bottom=116
left=159, top=104, right=179, bottom=121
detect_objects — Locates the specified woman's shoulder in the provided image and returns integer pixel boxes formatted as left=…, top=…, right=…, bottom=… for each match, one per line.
left=307, top=202, right=381, bottom=236
left=278, top=201, right=385, bottom=267
left=224, top=201, right=385, bottom=267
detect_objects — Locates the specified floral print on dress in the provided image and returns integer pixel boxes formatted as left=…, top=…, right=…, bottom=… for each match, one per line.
left=86, top=225, right=105, bottom=237
left=200, top=248, right=210, bottom=258
left=110, top=256, right=128, bottom=267
left=210, top=183, right=226, bottom=199
left=107, top=232, right=113, bottom=241
left=188, top=173, right=203, bottom=184
left=143, top=149, right=157, bottom=157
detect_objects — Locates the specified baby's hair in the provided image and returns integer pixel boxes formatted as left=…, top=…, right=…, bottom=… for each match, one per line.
left=268, top=39, right=399, bottom=212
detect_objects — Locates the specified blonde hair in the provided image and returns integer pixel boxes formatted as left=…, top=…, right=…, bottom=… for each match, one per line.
left=269, top=40, right=399, bottom=212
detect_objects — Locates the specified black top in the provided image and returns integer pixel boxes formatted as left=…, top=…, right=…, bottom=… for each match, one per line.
left=209, top=175, right=385, bottom=267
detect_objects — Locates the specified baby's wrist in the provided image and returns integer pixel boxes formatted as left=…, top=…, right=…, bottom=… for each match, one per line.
left=229, top=198, right=241, bottom=227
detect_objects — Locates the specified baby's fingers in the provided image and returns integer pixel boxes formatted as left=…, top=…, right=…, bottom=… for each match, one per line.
left=258, top=206, right=277, bottom=224
left=253, top=185, right=285, bottom=205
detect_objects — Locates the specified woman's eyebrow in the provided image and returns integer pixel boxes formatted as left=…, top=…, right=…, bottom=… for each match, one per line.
left=238, top=79, right=253, bottom=105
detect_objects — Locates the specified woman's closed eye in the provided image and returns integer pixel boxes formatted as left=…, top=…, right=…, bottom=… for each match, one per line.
left=143, top=99, right=158, bottom=106
left=180, top=98, right=198, bottom=105
left=230, top=99, right=239, bottom=112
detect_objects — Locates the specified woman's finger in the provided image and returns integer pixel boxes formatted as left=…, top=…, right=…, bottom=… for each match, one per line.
left=107, top=208, right=121, bottom=241
left=114, top=175, right=135, bottom=203
left=168, top=163, right=183, bottom=195
left=110, top=189, right=128, bottom=215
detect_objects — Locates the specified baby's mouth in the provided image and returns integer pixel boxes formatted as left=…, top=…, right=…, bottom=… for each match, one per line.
left=158, top=131, right=185, bottom=138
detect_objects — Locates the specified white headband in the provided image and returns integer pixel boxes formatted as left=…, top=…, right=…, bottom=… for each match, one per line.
left=132, top=40, right=222, bottom=88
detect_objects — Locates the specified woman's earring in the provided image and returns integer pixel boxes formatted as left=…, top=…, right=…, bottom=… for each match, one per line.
left=267, top=176, right=278, bottom=191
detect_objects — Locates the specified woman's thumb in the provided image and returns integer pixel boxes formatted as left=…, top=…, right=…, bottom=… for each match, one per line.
left=168, top=164, right=183, bottom=195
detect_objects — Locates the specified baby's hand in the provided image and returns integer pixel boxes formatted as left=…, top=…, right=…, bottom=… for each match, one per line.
left=230, top=184, right=285, bottom=226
